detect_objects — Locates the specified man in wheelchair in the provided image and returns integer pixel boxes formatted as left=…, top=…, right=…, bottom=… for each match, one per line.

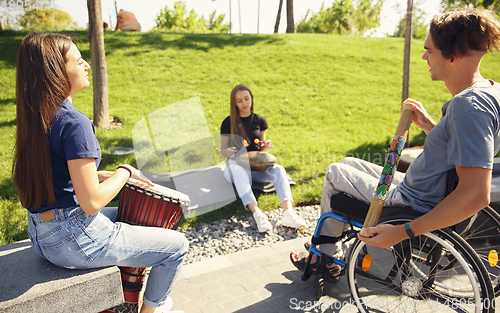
left=291, top=8, right=500, bottom=283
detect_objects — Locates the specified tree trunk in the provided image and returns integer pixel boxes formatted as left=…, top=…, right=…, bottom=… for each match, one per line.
left=0, top=15, right=4, bottom=31
left=274, top=0, right=284, bottom=34
left=402, top=0, right=413, bottom=102
left=286, top=0, right=295, bottom=33
left=87, top=0, right=109, bottom=129
left=402, top=0, right=413, bottom=148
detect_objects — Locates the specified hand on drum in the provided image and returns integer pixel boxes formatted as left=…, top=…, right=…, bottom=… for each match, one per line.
left=119, top=164, right=154, bottom=188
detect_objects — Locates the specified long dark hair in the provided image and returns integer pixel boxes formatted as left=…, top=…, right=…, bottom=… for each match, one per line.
left=229, top=84, right=254, bottom=147
left=13, top=32, right=72, bottom=208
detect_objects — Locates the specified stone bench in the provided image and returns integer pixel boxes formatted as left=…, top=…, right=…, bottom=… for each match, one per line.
left=0, top=239, right=123, bottom=313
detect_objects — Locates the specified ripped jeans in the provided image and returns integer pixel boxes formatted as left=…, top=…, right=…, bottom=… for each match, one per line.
left=27, top=206, right=188, bottom=308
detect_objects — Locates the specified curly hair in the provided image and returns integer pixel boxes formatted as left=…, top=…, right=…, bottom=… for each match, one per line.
left=429, top=8, right=500, bottom=59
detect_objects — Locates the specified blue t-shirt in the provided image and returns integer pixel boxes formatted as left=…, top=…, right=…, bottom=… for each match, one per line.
left=27, top=99, right=101, bottom=213
left=399, top=81, right=500, bottom=213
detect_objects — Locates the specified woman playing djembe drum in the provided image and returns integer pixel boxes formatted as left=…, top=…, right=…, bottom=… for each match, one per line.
left=220, top=84, right=306, bottom=232
left=12, top=32, right=187, bottom=313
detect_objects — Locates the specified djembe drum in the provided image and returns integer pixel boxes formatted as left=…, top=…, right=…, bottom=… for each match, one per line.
left=115, top=179, right=190, bottom=305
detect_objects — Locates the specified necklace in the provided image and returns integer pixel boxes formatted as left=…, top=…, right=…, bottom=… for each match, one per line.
left=468, top=79, right=487, bottom=88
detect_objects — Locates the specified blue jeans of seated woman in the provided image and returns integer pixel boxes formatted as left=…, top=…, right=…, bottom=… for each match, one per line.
left=223, top=159, right=293, bottom=208
left=27, top=206, right=188, bottom=308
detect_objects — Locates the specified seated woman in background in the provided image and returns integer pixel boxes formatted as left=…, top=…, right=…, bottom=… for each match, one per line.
left=220, top=84, right=306, bottom=232
left=13, top=32, right=187, bottom=313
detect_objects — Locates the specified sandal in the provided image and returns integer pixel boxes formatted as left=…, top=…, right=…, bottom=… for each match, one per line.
left=304, top=241, right=311, bottom=251
left=290, top=251, right=343, bottom=281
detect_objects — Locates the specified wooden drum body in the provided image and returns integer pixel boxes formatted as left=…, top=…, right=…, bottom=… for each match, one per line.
left=115, top=179, right=190, bottom=305
left=117, top=180, right=189, bottom=230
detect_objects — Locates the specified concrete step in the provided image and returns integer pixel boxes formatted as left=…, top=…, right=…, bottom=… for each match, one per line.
left=0, top=239, right=123, bottom=313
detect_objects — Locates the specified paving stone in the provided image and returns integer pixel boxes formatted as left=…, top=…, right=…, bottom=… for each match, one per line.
left=264, top=260, right=296, bottom=275
left=180, top=294, right=212, bottom=312
left=226, top=245, right=275, bottom=264
left=221, top=263, right=246, bottom=277
left=199, top=279, right=223, bottom=295
left=218, top=275, right=241, bottom=289
left=169, top=292, right=190, bottom=307
left=232, top=270, right=260, bottom=285
left=247, top=267, right=271, bottom=280
left=236, top=291, right=264, bottom=307
left=220, top=299, right=246, bottom=312
left=247, top=299, right=280, bottom=313
left=240, top=280, right=264, bottom=293
left=206, top=289, right=233, bottom=304
left=251, top=256, right=276, bottom=268
left=235, top=260, right=259, bottom=272
left=173, top=237, right=360, bottom=313
left=200, top=304, right=226, bottom=313
left=187, top=269, right=226, bottom=285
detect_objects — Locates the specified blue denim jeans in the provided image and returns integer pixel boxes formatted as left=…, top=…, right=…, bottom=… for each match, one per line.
left=223, top=159, right=293, bottom=208
left=27, top=206, right=188, bottom=308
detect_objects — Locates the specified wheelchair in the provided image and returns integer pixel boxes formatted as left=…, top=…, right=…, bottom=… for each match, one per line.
left=301, top=169, right=500, bottom=312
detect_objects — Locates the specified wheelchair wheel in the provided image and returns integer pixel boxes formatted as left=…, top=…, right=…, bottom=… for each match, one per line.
left=347, top=217, right=495, bottom=313
left=455, top=206, right=500, bottom=296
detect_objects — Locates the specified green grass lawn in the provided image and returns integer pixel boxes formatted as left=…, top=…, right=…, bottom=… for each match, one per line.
left=1, top=30, right=500, bottom=245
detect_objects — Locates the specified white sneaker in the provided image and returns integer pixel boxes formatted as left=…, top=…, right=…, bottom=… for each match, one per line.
left=155, top=297, right=184, bottom=313
left=281, top=209, right=306, bottom=228
left=253, top=209, right=272, bottom=232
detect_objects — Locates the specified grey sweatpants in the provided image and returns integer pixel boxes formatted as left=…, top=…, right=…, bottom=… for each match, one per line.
left=318, top=157, right=408, bottom=258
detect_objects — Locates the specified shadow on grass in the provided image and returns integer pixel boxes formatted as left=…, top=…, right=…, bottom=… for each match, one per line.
left=104, top=32, right=284, bottom=55
left=0, top=98, right=15, bottom=107
left=0, top=30, right=25, bottom=68
left=0, top=30, right=90, bottom=68
left=345, top=140, right=390, bottom=166
left=0, top=119, right=16, bottom=128
left=0, top=176, right=28, bottom=245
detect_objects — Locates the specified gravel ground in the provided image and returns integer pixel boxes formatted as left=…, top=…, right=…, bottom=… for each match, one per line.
left=179, top=205, right=320, bottom=265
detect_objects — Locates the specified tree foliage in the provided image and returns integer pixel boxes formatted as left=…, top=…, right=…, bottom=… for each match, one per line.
left=350, top=0, right=382, bottom=35
left=392, top=8, right=429, bottom=40
left=296, top=0, right=382, bottom=36
left=19, top=9, right=77, bottom=31
left=155, top=1, right=229, bottom=33
left=441, top=0, right=499, bottom=10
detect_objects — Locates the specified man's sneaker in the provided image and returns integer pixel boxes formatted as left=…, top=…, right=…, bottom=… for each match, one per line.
left=281, top=209, right=306, bottom=228
left=253, top=209, right=272, bottom=232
